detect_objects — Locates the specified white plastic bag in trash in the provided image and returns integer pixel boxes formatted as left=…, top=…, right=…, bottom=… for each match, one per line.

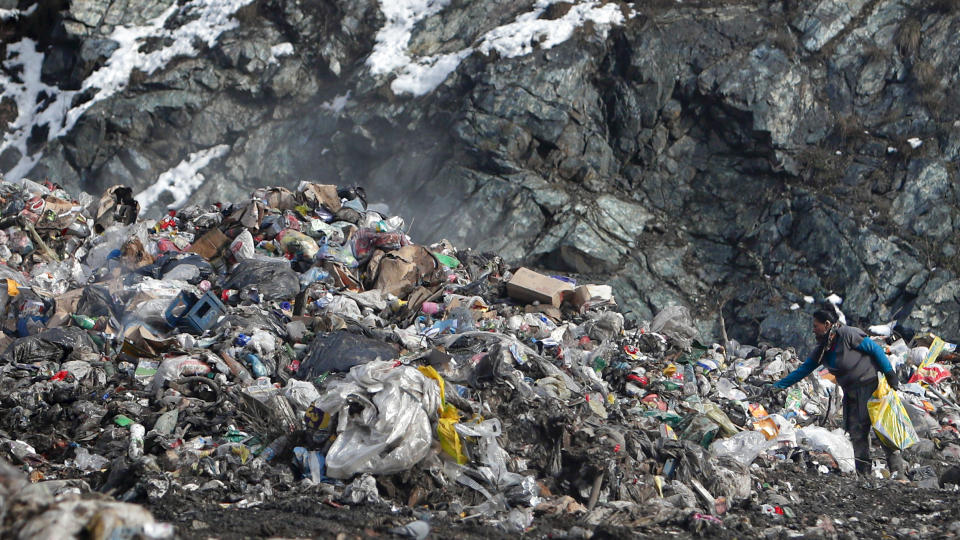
left=715, top=378, right=747, bottom=401
left=770, top=414, right=797, bottom=447
left=649, top=305, right=699, bottom=349
left=229, top=229, right=255, bottom=260
left=316, top=360, right=440, bottom=479
left=797, top=425, right=855, bottom=473
left=283, top=379, right=321, bottom=413
left=709, top=430, right=772, bottom=466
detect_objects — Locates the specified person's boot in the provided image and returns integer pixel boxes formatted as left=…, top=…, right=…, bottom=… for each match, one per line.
left=855, top=458, right=871, bottom=477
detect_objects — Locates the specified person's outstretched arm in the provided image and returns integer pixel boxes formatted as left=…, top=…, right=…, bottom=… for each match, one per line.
left=773, top=355, right=819, bottom=389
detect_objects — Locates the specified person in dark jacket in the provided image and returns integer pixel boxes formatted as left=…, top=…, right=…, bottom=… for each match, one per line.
left=771, top=309, right=904, bottom=476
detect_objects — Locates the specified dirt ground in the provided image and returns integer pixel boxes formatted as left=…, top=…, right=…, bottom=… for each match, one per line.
left=145, top=462, right=960, bottom=539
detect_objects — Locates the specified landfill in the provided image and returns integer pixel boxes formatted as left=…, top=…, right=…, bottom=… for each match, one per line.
left=2, top=178, right=960, bottom=538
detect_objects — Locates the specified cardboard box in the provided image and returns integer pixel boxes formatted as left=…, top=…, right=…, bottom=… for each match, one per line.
left=524, top=304, right=563, bottom=322
left=48, top=288, right=85, bottom=328
left=571, top=284, right=614, bottom=308
left=506, top=267, right=573, bottom=308
left=189, top=228, right=231, bottom=260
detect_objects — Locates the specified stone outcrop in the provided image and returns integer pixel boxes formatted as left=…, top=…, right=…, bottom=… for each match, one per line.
left=3, top=0, right=960, bottom=352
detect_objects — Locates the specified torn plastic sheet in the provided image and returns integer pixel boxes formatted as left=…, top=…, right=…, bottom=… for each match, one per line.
left=316, top=361, right=440, bottom=479
left=439, top=331, right=582, bottom=394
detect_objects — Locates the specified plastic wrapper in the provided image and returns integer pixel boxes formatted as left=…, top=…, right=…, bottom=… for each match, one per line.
left=317, top=361, right=440, bottom=479
left=418, top=365, right=468, bottom=464
left=682, top=415, right=720, bottom=447
left=322, top=295, right=361, bottom=320
left=582, top=311, right=624, bottom=343
left=797, top=425, right=855, bottom=473
left=454, top=418, right=512, bottom=485
left=703, top=401, right=739, bottom=437
left=282, top=379, right=321, bottom=412
left=868, top=375, right=919, bottom=451
left=709, top=430, right=772, bottom=466
left=715, top=377, right=747, bottom=401
left=30, top=259, right=87, bottom=296
left=341, top=473, right=381, bottom=504
left=74, top=446, right=110, bottom=472
left=277, top=230, right=319, bottom=258
left=146, top=356, right=212, bottom=395
left=292, top=447, right=325, bottom=483
left=650, top=305, right=699, bottom=350
left=901, top=393, right=940, bottom=435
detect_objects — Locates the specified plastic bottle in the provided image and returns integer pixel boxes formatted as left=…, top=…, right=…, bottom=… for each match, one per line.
left=260, top=434, right=290, bottom=461
left=129, top=424, right=145, bottom=459
left=451, top=307, right=476, bottom=333
left=71, top=314, right=96, bottom=330
left=218, top=351, right=253, bottom=383
left=245, top=353, right=268, bottom=378
left=683, top=364, right=698, bottom=397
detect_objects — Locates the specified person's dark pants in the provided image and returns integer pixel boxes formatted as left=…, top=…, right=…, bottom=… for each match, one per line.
left=842, top=378, right=902, bottom=475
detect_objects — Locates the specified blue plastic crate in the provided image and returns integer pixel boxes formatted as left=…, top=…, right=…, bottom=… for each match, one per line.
left=164, top=291, right=224, bottom=335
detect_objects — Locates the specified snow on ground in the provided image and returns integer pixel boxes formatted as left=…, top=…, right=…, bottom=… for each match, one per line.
left=321, top=92, right=353, bottom=113
left=135, top=145, right=231, bottom=211
left=368, top=0, right=631, bottom=96
left=269, top=42, right=295, bottom=64
left=0, top=4, right=36, bottom=20
left=0, top=0, right=253, bottom=182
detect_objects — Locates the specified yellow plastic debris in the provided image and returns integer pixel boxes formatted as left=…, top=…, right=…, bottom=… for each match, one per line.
left=419, top=365, right=468, bottom=464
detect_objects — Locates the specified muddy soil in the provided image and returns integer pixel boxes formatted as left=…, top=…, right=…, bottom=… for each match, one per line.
left=146, top=462, right=960, bottom=539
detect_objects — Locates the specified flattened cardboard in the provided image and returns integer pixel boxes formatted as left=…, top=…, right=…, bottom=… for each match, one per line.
left=300, top=184, right=342, bottom=213
left=189, top=228, right=231, bottom=260
left=48, top=288, right=85, bottom=328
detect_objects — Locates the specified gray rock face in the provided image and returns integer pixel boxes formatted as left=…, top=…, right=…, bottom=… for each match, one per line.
left=4, top=0, right=960, bottom=352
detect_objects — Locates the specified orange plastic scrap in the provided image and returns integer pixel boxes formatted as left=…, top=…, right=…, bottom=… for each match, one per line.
left=749, top=403, right=768, bottom=418
left=753, top=417, right=779, bottom=440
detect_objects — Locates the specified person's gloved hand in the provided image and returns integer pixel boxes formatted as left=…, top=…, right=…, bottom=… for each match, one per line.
left=760, top=382, right=779, bottom=397
left=885, top=371, right=901, bottom=391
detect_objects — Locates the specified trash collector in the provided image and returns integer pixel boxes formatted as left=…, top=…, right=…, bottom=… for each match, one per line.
left=768, top=309, right=905, bottom=476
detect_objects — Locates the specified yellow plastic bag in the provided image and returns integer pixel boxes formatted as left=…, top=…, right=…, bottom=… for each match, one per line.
left=418, top=366, right=468, bottom=464
left=437, top=403, right=467, bottom=464
left=867, top=374, right=918, bottom=451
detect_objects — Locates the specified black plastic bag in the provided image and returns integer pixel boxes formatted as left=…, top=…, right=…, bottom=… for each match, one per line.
left=2, top=327, right=97, bottom=364
left=296, top=330, right=398, bottom=379
left=135, top=252, right=214, bottom=284
left=224, top=259, right=300, bottom=301
left=77, top=285, right=123, bottom=319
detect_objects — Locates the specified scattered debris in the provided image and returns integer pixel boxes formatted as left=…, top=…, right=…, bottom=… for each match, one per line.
left=0, top=177, right=958, bottom=537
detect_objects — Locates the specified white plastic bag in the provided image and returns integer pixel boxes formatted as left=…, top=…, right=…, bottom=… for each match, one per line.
left=229, top=229, right=255, bottom=260
left=709, top=430, right=771, bottom=466
left=317, top=361, right=440, bottom=479
left=283, top=379, right=321, bottom=413
left=715, top=378, right=747, bottom=401
left=797, top=425, right=855, bottom=473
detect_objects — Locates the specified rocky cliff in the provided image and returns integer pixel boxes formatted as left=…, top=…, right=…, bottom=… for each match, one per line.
left=2, top=0, right=959, bottom=352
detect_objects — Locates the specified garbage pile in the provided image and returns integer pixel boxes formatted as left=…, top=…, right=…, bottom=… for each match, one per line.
left=1, top=177, right=959, bottom=537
